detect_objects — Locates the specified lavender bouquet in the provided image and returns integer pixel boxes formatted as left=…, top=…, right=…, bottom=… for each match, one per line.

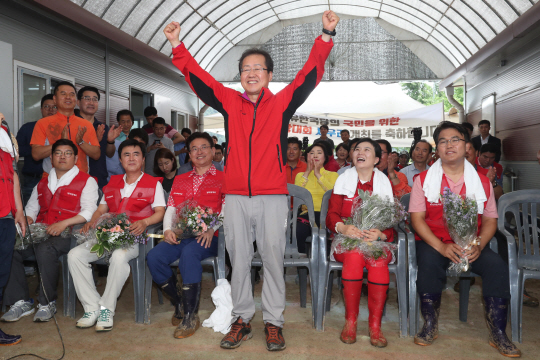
left=75, top=213, right=148, bottom=259
left=331, top=190, right=407, bottom=264
left=441, top=187, right=479, bottom=274
left=171, top=200, right=223, bottom=240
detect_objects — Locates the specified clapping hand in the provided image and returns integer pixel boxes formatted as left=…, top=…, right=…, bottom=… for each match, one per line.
left=387, top=152, right=398, bottom=170
left=107, top=125, right=123, bottom=143
left=486, top=166, right=497, bottom=183
left=75, top=126, right=87, bottom=144
left=96, top=124, right=106, bottom=142
left=61, top=124, right=70, bottom=140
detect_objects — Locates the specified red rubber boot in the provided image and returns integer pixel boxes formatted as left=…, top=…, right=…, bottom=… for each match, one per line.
left=367, top=281, right=389, bottom=348
left=340, top=279, right=362, bottom=344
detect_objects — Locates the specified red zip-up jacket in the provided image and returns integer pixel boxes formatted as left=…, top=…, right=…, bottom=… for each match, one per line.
left=171, top=36, right=333, bottom=196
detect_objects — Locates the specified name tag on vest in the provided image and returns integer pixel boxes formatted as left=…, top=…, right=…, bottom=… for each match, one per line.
left=66, top=191, right=78, bottom=197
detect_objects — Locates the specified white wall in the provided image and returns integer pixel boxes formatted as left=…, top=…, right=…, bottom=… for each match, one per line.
left=0, top=40, right=14, bottom=131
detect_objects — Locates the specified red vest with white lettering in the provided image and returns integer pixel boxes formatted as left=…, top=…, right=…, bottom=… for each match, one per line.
left=0, top=149, right=17, bottom=218
left=169, top=170, right=224, bottom=214
left=415, top=171, right=491, bottom=244
left=102, top=174, right=160, bottom=221
left=36, top=171, right=90, bottom=224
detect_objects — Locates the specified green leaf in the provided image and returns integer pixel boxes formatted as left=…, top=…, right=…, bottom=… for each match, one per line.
left=97, top=247, right=104, bottom=258
left=90, top=244, right=101, bottom=253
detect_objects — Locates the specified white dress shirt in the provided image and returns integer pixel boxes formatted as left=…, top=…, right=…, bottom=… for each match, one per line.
left=25, top=166, right=99, bottom=222
left=100, top=172, right=166, bottom=209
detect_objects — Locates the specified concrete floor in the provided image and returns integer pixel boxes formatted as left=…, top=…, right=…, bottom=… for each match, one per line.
left=2, top=269, right=540, bottom=360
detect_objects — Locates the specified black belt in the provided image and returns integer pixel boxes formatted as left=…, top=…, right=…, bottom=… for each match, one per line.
left=22, top=172, right=43, bottom=179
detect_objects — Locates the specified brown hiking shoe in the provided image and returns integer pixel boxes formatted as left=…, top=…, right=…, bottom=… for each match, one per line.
left=220, top=317, right=252, bottom=349
left=265, top=323, right=286, bottom=351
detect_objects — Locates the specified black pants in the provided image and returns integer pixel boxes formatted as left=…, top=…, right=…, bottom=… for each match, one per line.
left=33, top=236, right=71, bottom=305
left=416, top=240, right=510, bottom=299
left=3, top=247, right=35, bottom=305
left=296, top=211, right=320, bottom=254
left=0, top=218, right=16, bottom=301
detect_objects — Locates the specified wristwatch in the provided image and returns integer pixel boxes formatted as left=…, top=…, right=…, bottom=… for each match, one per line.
left=78, top=140, right=85, bottom=146
left=492, top=181, right=498, bottom=188
left=322, top=28, right=336, bottom=36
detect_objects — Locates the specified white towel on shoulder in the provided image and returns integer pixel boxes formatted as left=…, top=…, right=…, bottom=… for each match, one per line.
left=422, top=159, right=487, bottom=214
left=333, top=167, right=393, bottom=200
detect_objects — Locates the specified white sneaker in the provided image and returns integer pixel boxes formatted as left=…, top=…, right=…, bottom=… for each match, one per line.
left=76, top=310, right=99, bottom=328
left=33, top=301, right=56, bottom=322
left=95, top=308, right=113, bottom=332
left=1, top=299, right=35, bottom=322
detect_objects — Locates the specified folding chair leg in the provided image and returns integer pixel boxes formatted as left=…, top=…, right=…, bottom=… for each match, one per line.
left=326, top=271, right=334, bottom=312
left=298, top=268, right=307, bottom=308
left=459, top=277, right=471, bottom=322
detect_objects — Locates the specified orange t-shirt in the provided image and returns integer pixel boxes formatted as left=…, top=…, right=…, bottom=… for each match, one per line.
left=30, top=112, right=99, bottom=174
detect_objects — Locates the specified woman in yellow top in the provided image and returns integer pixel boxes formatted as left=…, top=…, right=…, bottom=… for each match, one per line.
left=294, top=143, right=339, bottom=253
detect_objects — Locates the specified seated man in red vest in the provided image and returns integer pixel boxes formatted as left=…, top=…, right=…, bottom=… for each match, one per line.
left=1, top=139, right=98, bottom=323
left=409, top=121, right=520, bottom=357
left=147, top=132, right=224, bottom=339
left=475, top=143, right=504, bottom=200
left=68, top=139, right=165, bottom=332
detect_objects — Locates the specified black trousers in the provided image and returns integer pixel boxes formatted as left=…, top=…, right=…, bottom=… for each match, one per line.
left=296, top=211, right=320, bottom=254
left=3, top=247, right=35, bottom=305
left=416, top=240, right=510, bottom=299
left=33, top=236, right=71, bottom=305
left=0, top=218, right=16, bottom=301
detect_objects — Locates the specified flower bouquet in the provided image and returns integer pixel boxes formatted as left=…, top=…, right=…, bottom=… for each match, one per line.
left=75, top=213, right=148, bottom=259
left=441, top=187, right=479, bottom=274
left=331, top=190, right=407, bottom=264
left=171, top=200, right=223, bottom=240
left=14, top=223, right=71, bottom=250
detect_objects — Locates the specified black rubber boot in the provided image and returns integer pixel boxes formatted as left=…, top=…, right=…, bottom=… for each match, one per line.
left=484, top=297, right=521, bottom=358
left=414, top=293, right=441, bottom=346
left=174, top=282, right=201, bottom=339
left=159, top=275, right=183, bottom=326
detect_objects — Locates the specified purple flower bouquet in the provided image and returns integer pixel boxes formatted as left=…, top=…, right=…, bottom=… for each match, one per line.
left=441, top=187, right=479, bottom=274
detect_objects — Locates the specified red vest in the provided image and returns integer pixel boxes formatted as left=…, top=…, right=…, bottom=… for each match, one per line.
left=169, top=170, right=224, bottom=214
left=102, top=174, right=160, bottom=221
left=475, top=157, right=503, bottom=179
left=415, top=171, right=491, bottom=244
left=36, top=171, right=90, bottom=224
left=0, top=150, right=17, bottom=218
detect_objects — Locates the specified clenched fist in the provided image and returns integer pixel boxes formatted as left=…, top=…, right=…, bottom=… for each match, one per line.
left=323, top=10, right=340, bottom=31
left=164, top=21, right=181, bottom=48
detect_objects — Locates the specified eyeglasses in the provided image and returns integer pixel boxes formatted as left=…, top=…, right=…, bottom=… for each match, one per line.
left=42, top=105, right=57, bottom=110
left=53, top=150, right=74, bottom=158
left=190, top=145, right=211, bottom=153
left=438, top=137, right=465, bottom=148
left=240, top=67, right=267, bottom=75
left=82, top=96, right=99, bottom=102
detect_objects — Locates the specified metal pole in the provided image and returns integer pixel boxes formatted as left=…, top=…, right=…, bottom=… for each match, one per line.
left=105, top=43, right=110, bottom=126
left=445, top=86, right=464, bottom=123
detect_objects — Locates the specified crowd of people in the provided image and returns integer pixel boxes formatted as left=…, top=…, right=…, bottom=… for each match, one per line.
left=0, top=9, right=528, bottom=358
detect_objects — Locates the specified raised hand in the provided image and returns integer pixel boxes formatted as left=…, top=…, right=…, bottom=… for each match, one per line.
left=61, top=124, right=70, bottom=140
left=164, top=21, right=181, bottom=48
left=107, top=125, right=123, bottom=142
left=322, top=10, right=340, bottom=31
left=387, top=152, right=398, bottom=170
left=96, top=124, right=105, bottom=142
left=486, top=166, right=496, bottom=183
left=75, top=126, right=87, bottom=145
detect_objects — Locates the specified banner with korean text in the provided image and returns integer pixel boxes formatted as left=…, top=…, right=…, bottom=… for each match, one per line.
left=287, top=102, right=444, bottom=148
